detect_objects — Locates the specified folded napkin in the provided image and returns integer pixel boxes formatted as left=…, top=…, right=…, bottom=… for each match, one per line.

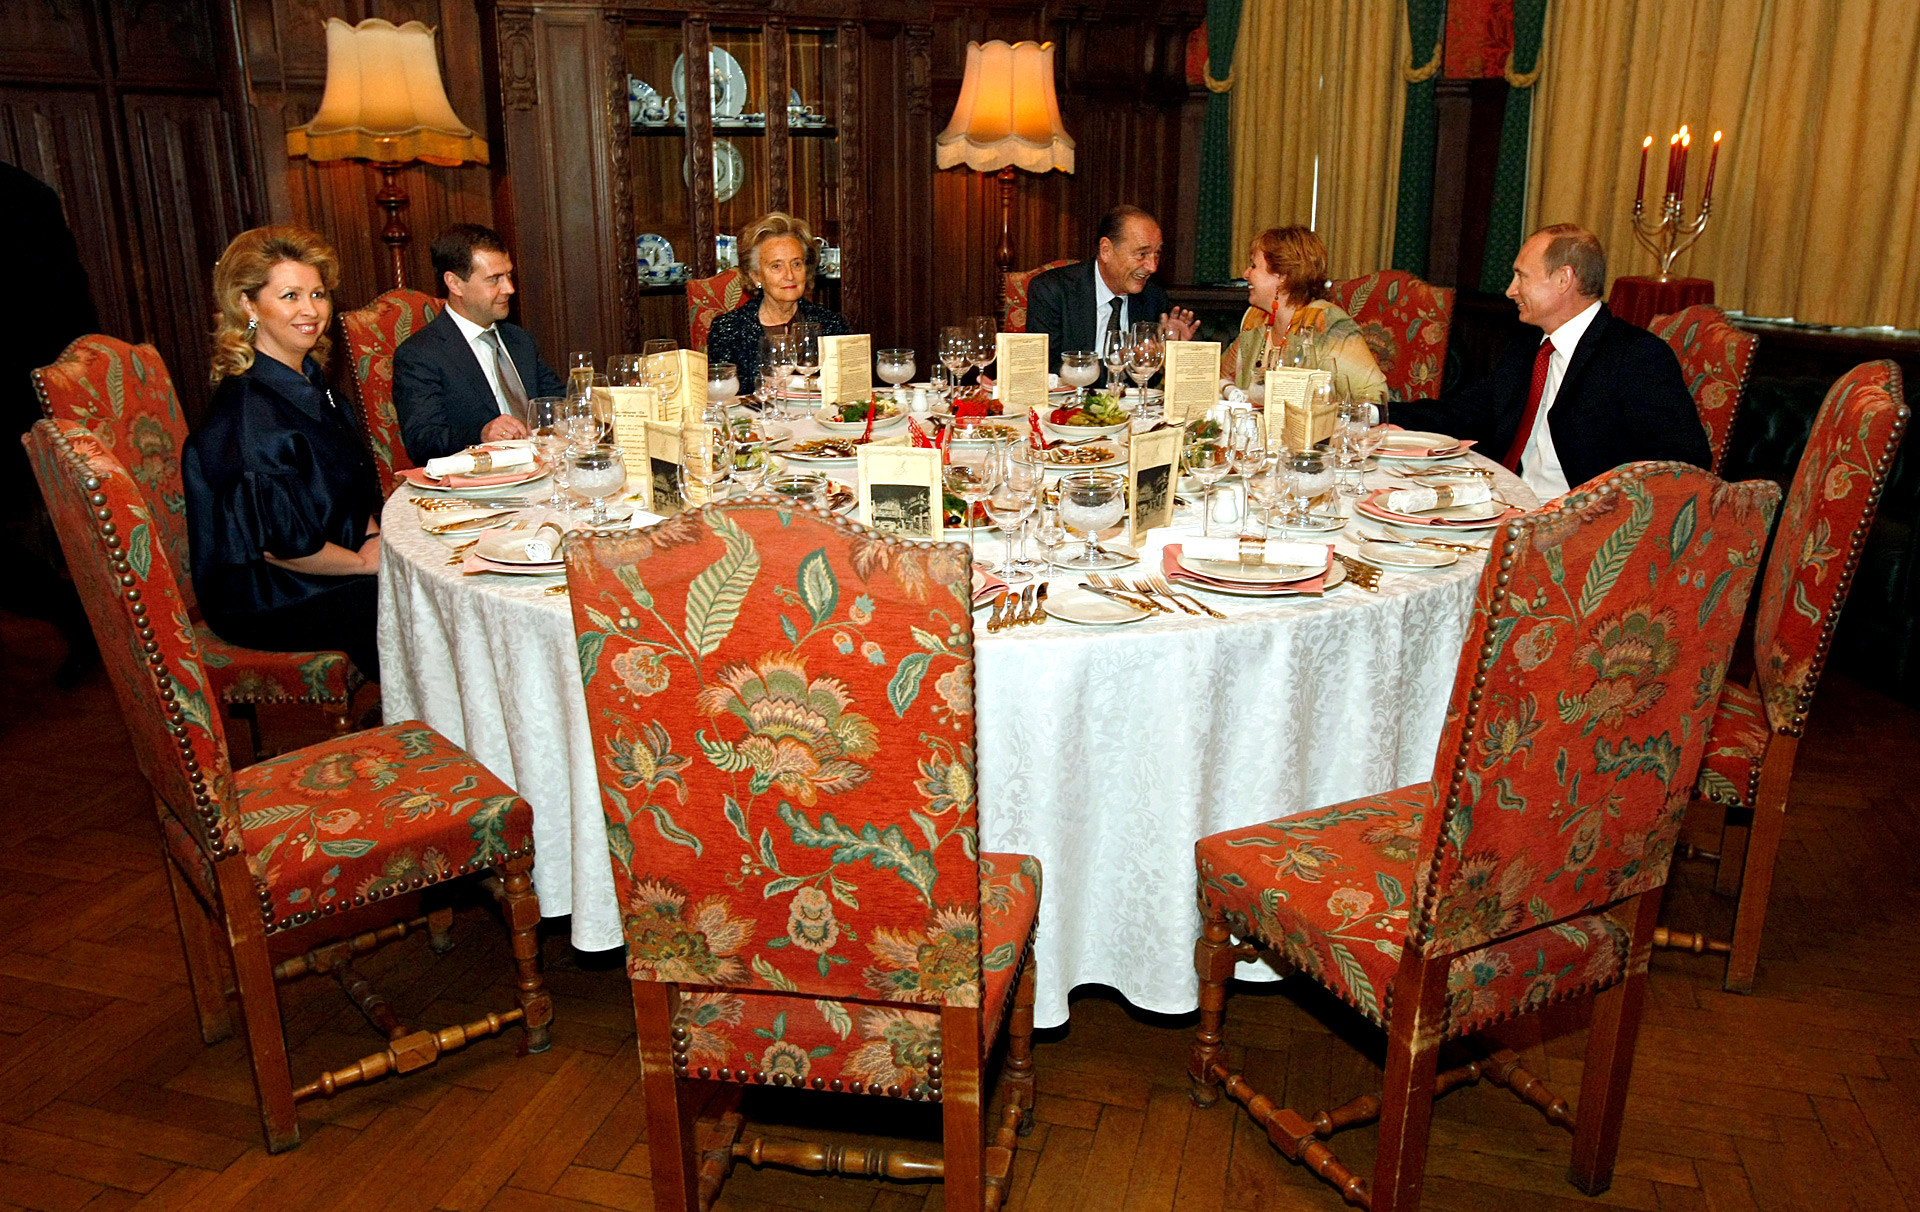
left=425, top=445, right=535, bottom=479
left=1163, top=543, right=1334, bottom=594
left=1380, top=437, right=1476, bottom=458
left=1182, top=536, right=1333, bottom=568
left=416, top=500, right=520, bottom=533
left=1221, top=384, right=1251, bottom=404
left=1383, top=482, right=1492, bottom=515
left=971, top=566, right=1009, bottom=606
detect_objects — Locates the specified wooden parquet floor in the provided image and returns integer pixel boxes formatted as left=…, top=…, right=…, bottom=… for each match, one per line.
left=3, top=606, right=1918, bottom=1212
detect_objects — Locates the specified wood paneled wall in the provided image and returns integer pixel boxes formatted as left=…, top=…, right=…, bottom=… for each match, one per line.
left=236, top=0, right=503, bottom=317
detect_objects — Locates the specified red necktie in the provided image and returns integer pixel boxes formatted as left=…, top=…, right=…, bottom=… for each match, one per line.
left=1504, top=337, right=1555, bottom=472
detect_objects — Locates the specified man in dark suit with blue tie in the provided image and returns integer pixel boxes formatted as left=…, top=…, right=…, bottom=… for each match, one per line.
left=393, top=224, right=566, bottom=464
left=1025, top=205, right=1199, bottom=381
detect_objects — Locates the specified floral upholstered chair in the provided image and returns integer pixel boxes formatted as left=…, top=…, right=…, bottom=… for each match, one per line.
left=342, top=288, right=442, bottom=495
left=688, top=268, right=750, bottom=351
left=24, top=419, right=552, bottom=1152
left=564, top=499, right=1041, bottom=1211
left=1002, top=260, right=1075, bottom=334
left=1650, top=305, right=1758, bottom=474
left=1188, top=462, right=1779, bottom=1212
left=34, top=336, right=363, bottom=740
left=1663, top=361, right=1907, bottom=991
left=1326, top=270, right=1455, bottom=402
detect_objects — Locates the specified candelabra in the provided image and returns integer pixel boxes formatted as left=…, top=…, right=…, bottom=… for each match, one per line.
left=1630, top=125, right=1722, bottom=281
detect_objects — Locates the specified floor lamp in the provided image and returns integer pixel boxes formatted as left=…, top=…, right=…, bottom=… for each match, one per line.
left=287, top=18, right=489, bottom=290
left=936, top=40, right=1075, bottom=327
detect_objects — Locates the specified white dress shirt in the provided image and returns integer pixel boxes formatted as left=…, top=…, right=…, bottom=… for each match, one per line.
left=1093, top=268, right=1125, bottom=357
left=446, top=307, right=514, bottom=416
left=1517, top=298, right=1602, bottom=500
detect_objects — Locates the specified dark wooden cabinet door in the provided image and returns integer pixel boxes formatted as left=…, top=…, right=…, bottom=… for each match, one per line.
left=119, top=93, right=249, bottom=423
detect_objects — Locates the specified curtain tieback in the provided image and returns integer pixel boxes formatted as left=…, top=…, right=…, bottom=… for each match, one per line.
left=1403, top=38, right=1442, bottom=83
left=1504, top=47, right=1544, bottom=88
left=1204, top=62, right=1233, bottom=93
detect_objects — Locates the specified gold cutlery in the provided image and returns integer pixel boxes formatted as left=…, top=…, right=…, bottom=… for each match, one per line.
left=1128, top=577, right=1194, bottom=615
left=986, top=591, right=1009, bottom=632
left=1147, top=575, right=1227, bottom=619
left=1015, top=583, right=1038, bottom=626
left=1332, top=552, right=1383, bottom=592
left=1082, top=577, right=1163, bottom=613
left=1030, top=582, right=1048, bottom=625
left=544, top=584, right=570, bottom=596
left=423, top=510, right=520, bottom=535
left=443, top=539, right=481, bottom=566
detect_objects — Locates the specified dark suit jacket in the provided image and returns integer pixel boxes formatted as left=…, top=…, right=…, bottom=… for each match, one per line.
left=392, top=309, right=564, bottom=463
left=1025, top=261, right=1174, bottom=382
left=1393, top=303, right=1710, bottom=491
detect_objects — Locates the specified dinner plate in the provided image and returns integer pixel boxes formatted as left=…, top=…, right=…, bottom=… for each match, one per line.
left=774, top=441, right=861, bottom=465
left=1358, top=491, right=1508, bottom=528
left=1040, top=417, right=1130, bottom=442
left=1377, top=430, right=1461, bottom=456
left=1358, top=540, right=1458, bottom=569
left=405, top=468, right=551, bottom=497
left=816, top=405, right=907, bottom=434
left=1044, top=585, right=1150, bottom=625
left=1264, top=511, right=1348, bottom=535
left=475, top=532, right=565, bottom=567
left=948, top=423, right=1026, bottom=445
left=1174, top=560, right=1348, bottom=597
left=672, top=48, right=749, bottom=117
left=636, top=232, right=673, bottom=270
left=1176, top=552, right=1324, bottom=585
left=1382, top=521, right=1496, bottom=546
left=1037, top=443, right=1123, bottom=471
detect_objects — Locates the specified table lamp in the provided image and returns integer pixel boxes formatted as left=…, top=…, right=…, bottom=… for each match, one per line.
left=936, top=40, right=1075, bottom=326
left=287, top=18, right=489, bottom=290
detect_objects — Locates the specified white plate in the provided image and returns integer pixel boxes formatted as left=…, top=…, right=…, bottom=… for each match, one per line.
left=1040, top=417, right=1130, bottom=442
left=1382, top=521, right=1495, bottom=547
left=474, top=532, right=565, bottom=566
left=408, top=469, right=551, bottom=498
left=683, top=139, right=746, bottom=205
left=1378, top=430, right=1460, bottom=455
left=774, top=441, right=861, bottom=465
left=1359, top=540, right=1459, bottom=569
left=1043, top=585, right=1149, bottom=625
left=1173, top=560, right=1348, bottom=597
left=817, top=404, right=907, bottom=434
left=636, top=232, right=673, bottom=269
left=673, top=48, right=749, bottom=117
left=1263, top=511, right=1348, bottom=535
left=1176, top=552, right=1324, bottom=585
left=1038, top=443, right=1123, bottom=471
left=948, top=423, right=1026, bottom=445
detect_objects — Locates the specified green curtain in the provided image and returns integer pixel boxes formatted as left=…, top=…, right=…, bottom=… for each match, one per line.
left=1390, top=0, right=1447, bottom=277
left=1193, top=0, right=1244, bottom=283
left=1477, top=0, right=1547, bottom=291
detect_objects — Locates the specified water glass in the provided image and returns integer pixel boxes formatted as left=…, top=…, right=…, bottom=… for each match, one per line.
left=1183, top=414, right=1234, bottom=538
left=790, top=322, right=823, bottom=397
left=759, top=331, right=794, bottom=419
left=709, top=362, right=740, bottom=410
left=567, top=444, right=627, bottom=526
left=1054, top=469, right=1129, bottom=570
left=1032, top=504, right=1069, bottom=578
left=679, top=416, right=733, bottom=506
left=728, top=414, right=771, bottom=494
left=1126, top=324, right=1164, bottom=408
left=1059, top=350, right=1100, bottom=404
left=876, top=348, right=916, bottom=403
left=967, top=315, right=996, bottom=382
left=1282, top=449, right=1334, bottom=528
left=943, top=442, right=999, bottom=568
left=768, top=470, right=828, bottom=509
left=938, top=326, right=973, bottom=394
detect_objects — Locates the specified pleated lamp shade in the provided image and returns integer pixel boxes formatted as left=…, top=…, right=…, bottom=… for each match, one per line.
left=287, top=18, right=488, bottom=166
left=936, top=40, right=1074, bottom=175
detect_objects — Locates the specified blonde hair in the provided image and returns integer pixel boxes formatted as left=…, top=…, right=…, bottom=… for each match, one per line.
left=209, top=226, right=342, bottom=385
left=1252, top=226, right=1331, bottom=307
left=740, top=211, right=818, bottom=290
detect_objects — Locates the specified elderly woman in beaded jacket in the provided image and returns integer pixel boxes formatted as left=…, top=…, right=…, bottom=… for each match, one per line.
left=705, top=211, right=849, bottom=395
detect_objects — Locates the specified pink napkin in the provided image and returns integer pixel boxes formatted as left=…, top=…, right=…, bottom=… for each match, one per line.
left=403, top=466, right=536, bottom=490
left=1162, top=543, right=1333, bottom=594
left=1357, top=490, right=1521, bottom=528
left=1382, top=437, right=1477, bottom=458
left=971, top=567, right=1009, bottom=606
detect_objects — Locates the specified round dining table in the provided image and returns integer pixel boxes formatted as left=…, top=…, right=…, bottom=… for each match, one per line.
left=377, top=422, right=1534, bottom=1028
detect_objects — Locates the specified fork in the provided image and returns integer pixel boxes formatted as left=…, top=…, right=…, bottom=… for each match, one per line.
left=1332, top=552, right=1383, bottom=592
left=1089, top=574, right=1168, bottom=612
left=1147, top=575, right=1227, bottom=619
left=1127, top=577, right=1195, bottom=615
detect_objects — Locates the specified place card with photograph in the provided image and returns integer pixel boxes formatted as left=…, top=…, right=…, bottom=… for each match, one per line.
left=996, top=333, right=1050, bottom=414
left=1163, top=340, right=1220, bottom=424
left=820, top=334, right=872, bottom=406
left=1128, top=424, right=1182, bottom=545
left=640, top=419, right=683, bottom=514
left=856, top=445, right=944, bottom=541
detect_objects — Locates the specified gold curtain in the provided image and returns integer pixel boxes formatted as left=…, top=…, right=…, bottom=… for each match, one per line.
left=1528, top=0, right=1920, bottom=329
left=1228, top=1, right=1409, bottom=280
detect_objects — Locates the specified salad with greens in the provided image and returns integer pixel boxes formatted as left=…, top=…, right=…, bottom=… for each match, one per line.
left=1046, top=391, right=1128, bottom=427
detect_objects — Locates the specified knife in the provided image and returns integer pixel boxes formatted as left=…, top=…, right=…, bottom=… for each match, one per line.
left=986, top=591, right=1008, bottom=632
left=1029, top=582, right=1049, bottom=625
left=1077, top=582, right=1161, bottom=613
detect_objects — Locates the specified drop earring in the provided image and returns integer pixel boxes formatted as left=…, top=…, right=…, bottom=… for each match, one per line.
left=246, top=318, right=258, bottom=341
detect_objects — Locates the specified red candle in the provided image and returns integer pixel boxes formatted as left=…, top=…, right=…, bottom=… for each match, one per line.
left=1677, top=127, right=1691, bottom=202
left=1703, top=130, right=1722, bottom=204
left=1666, top=133, right=1681, bottom=201
left=1636, top=135, right=1652, bottom=208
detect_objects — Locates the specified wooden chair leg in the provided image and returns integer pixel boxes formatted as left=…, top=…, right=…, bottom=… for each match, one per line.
left=490, top=855, right=553, bottom=1050
left=633, top=981, right=700, bottom=1211
left=1713, top=817, right=1750, bottom=897
left=215, top=860, right=299, bottom=1152
left=1370, top=947, right=1451, bottom=1212
left=1189, top=906, right=1239, bottom=1108
left=1004, top=950, right=1037, bottom=1134
left=162, top=853, right=234, bottom=1044
left=1726, top=739, right=1797, bottom=993
left=941, top=1004, right=986, bottom=1212
left=1569, top=891, right=1662, bottom=1194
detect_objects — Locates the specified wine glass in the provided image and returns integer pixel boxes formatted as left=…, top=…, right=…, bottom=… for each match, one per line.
left=876, top=348, right=916, bottom=404
left=567, top=352, right=595, bottom=398
left=789, top=322, right=822, bottom=399
left=1059, top=350, right=1100, bottom=406
left=727, top=413, right=771, bottom=495
left=999, top=448, right=1047, bottom=574
left=1055, top=470, right=1128, bottom=570
left=708, top=361, right=740, bottom=411
left=942, top=441, right=999, bottom=567
left=1126, top=325, right=1164, bottom=410
left=1281, top=449, right=1334, bottom=529
left=967, top=315, right=996, bottom=384
left=644, top=343, right=681, bottom=412
left=1347, top=399, right=1386, bottom=493
left=1228, top=409, right=1267, bottom=519
left=567, top=444, right=627, bottom=527
left=1183, top=414, right=1234, bottom=538
left=984, top=475, right=1036, bottom=586
left=1245, top=457, right=1285, bottom=533
left=939, top=326, right=973, bottom=399
left=1101, top=324, right=1128, bottom=399
left=759, top=331, right=793, bottom=420
left=1032, top=503, right=1069, bottom=579
left=526, top=396, right=572, bottom=509
left=679, top=415, right=733, bottom=506
left=608, top=354, right=644, bottom=386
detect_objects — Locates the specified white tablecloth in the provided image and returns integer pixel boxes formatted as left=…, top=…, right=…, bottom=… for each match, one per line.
left=379, top=441, right=1532, bottom=1028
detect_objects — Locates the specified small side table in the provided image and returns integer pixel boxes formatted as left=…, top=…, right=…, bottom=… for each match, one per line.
left=1609, top=276, right=1715, bottom=329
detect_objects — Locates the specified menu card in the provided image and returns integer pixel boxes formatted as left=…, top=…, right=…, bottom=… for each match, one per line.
left=607, top=386, right=657, bottom=453
left=1162, top=340, right=1220, bottom=425
left=819, top=334, right=873, bottom=407
left=1262, top=367, right=1333, bottom=449
left=1127, top=424, right=1182, bottom=545
left=856, top=445, right=943, bottom=540
left=995, top=333, right=1050, bottom=414
left=646, top=349, right=708, bottom=424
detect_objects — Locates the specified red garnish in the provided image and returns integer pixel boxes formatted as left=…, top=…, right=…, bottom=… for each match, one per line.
left=860, top=397, right=879, bottom=442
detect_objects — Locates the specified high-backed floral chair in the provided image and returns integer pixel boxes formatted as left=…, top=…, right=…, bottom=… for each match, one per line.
left=1327, top=270, right=1455, bottom=402
left=1188, top=462, right=1779, bottom=1212
left=1650, top=305, right=1758, bottom=474
left=1664, top=361, right=1907, bottom=991
left=34, top=336, right=363, bottom=736
left=564, top=499, right=1041, bottom=1211
left=342, top=289, right=442, bottom=496
left=688, top=268, right=750, bottom=351
left=24, top=419, right=552, bottom=1153
left=1003, top=260, right=1075, bottom=334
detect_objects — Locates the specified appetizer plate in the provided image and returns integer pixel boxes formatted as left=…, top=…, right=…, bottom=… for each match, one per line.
left=474, top=533, right=564, bottom=567
left=1175, top=559, right=1348, bottom=597
left=816, top=402, right=907, bottom=434
left=405, top=468, right=550, bottom=497
left=1376, top=430, right=1462, bottom=458
left=1038, top=442, right=1123, bottom=470
left=1175, top=553, right=1324, bottom=585
left=1358, top=540, right=1459, bottom=569
left=1040, top=417, right=1130, bottom=442
left=774, top=437, right=862, bottom=465
left=1044, top=585, right=1150, bottom=625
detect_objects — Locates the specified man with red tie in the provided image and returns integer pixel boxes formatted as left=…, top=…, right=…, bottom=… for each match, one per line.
left=1393, top=223, right=1709, bottom=499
